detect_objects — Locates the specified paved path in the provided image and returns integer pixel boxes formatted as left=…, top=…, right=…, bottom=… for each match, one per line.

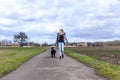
left=0, top=49, right=106, bottom=80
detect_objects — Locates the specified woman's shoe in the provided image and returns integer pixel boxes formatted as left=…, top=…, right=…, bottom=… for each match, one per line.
left=59, top=56, right=61, bottom=59
left=62, top=54, right=64, bottom=58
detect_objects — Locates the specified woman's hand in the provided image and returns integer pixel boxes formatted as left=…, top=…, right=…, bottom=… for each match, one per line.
left=64, top=42, right=68, bottom=46
left=55, top=43, right=58, bottom=46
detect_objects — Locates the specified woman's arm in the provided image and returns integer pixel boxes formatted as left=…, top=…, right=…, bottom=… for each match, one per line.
left=55, top=33, right=59, bottom=46
left=64, top=33, right=68, bottom=44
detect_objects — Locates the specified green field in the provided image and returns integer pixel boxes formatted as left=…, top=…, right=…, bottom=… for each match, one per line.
left=0, top=47, right=47, bottom=77
left=65, top=47, right=120, bottom=65
left=65, top=47, right=120, bottom=80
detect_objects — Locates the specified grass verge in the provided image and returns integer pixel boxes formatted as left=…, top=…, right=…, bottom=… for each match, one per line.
left=0, top=47, right=47, bottom=78
left=65, top=49, right=120, bottom=80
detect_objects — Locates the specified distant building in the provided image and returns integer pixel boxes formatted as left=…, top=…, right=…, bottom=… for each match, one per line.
left=41, top=42, right=48, bottom=46
left=67, top=42, right=77, bottom=47
left=27, top=42, right=41, bottom=47
left=1, top=39, right=7, bottom=46
left=77, top=42, right=88, bottom=47
left=87, top=42, right=94, bottom=47
left=28, top=42, right=35, bottom=46
left=12, top=42, right=20, bottom=46
left=0, top=39, right=12, bottom=46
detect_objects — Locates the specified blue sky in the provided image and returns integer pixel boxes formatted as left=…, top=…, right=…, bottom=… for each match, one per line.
left=0, top=0, right=120, bottom=43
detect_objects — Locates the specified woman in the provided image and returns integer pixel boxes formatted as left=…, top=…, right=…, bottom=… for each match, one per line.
left=56, top=29, right=68, bottom=59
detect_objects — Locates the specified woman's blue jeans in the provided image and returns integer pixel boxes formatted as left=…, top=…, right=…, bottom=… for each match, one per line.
left=58, top=42, right=64, bottom=56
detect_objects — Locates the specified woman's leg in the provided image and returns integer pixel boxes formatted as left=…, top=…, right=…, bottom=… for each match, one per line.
left=61, top=42, right=64, bottom=58
left=58, top=42, right=62, bottom=57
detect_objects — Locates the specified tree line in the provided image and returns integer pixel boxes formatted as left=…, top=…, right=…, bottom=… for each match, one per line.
left=0, top=32, right=48, bottom=47
left=90, top=40, right=120, bottom=46
left=1, top=32, right=120, bottom=47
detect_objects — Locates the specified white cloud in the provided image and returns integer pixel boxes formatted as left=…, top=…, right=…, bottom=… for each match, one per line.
left=79, top=18, right=107, bottom=29
left=0, top=27, right=12, bottom=31
left=0, top=0, right=120, bottom=43
left=0, top=18, right=18, bottom=25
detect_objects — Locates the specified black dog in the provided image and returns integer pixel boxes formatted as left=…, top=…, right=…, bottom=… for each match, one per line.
left=51, top=47, right=56, bottom=58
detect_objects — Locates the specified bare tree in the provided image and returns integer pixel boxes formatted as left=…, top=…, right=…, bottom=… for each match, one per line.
left=14, top=32, right=28, bottom=47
